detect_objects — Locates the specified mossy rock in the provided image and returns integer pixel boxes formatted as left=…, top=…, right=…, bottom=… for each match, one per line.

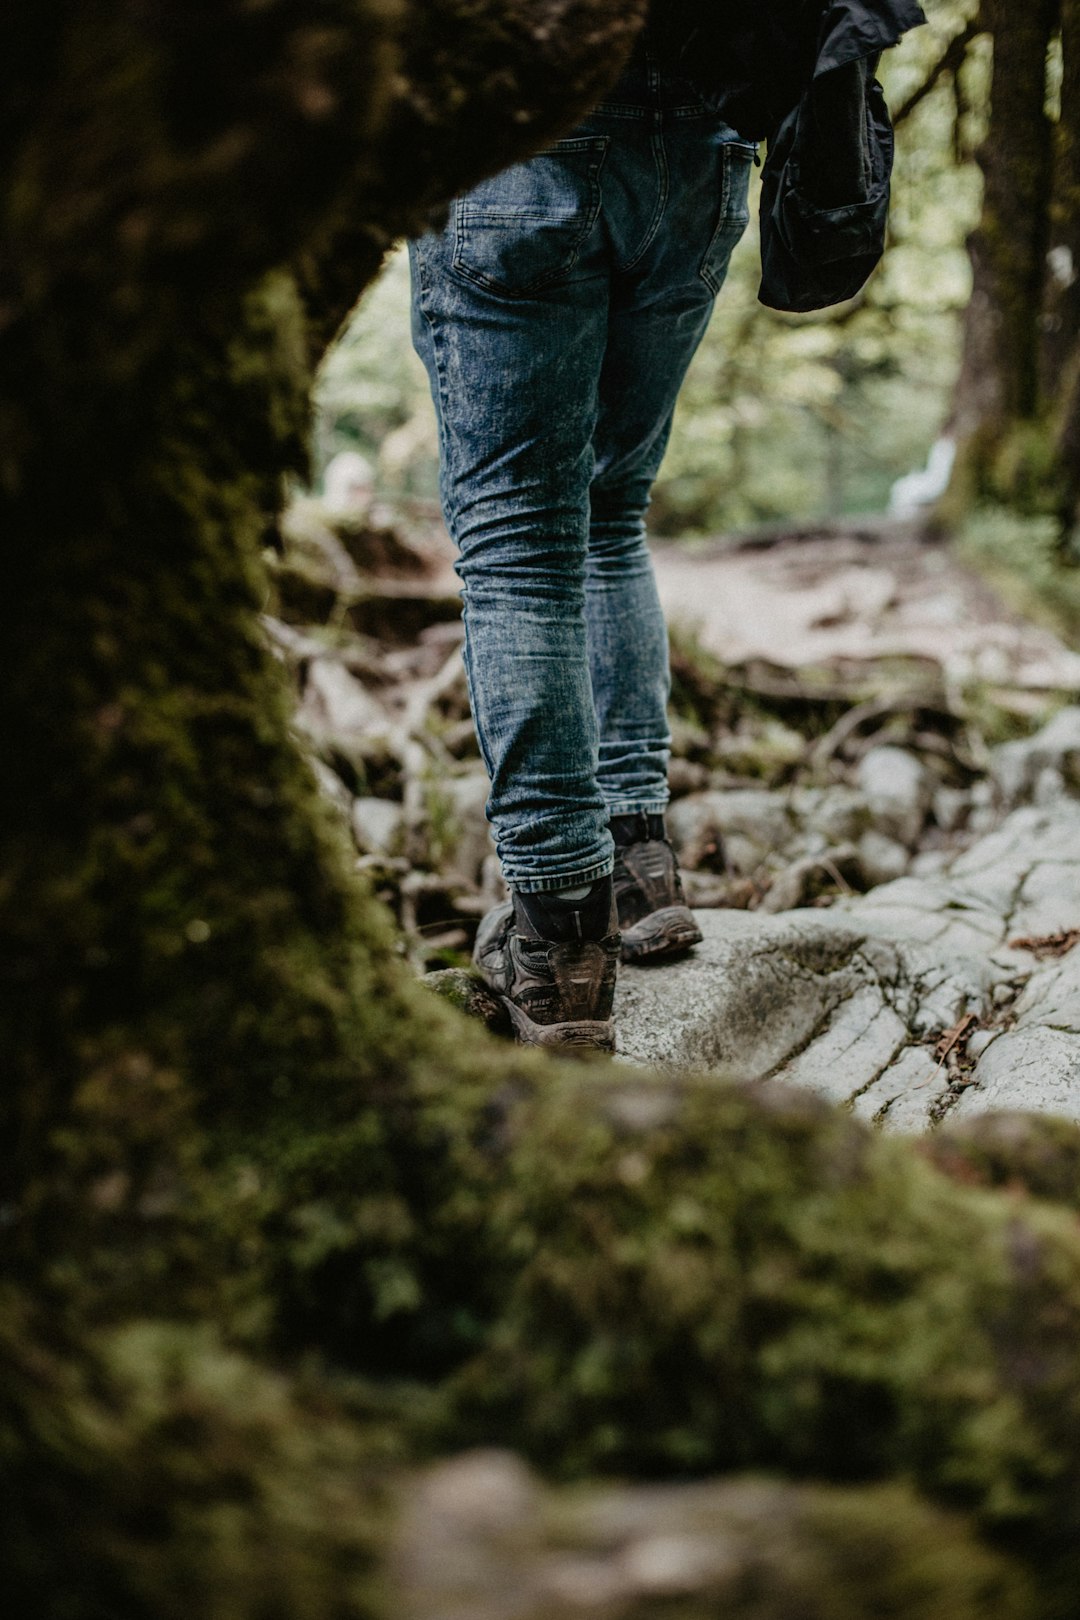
left=424, top=968, right=513, bottom=1036
left=922, top=1111, right=1080, bottom=1212
left=2, top=1301, right=389, bottom=1620
left=403, top=1078, right=1080, bottom=1613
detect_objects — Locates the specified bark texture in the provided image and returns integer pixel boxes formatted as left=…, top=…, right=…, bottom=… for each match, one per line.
left=952, top=0, right=1058, bottom=440
left=0, top=0, right=644, bottom=1307
left=951, top=0, right=1080, bottom=533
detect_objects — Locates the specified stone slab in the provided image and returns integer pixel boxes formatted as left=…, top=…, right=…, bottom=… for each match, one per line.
left=616, top=802, right=1080, bottom=1131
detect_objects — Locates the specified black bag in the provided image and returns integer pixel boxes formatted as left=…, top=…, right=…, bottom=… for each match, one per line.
left=645, top=1, right=926, bottom=312
left=761, top=1, right=926, bottom=311
left=758, top=57, right=896, bottom=312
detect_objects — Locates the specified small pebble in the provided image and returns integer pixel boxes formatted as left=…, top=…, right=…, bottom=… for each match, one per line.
left=966, top=1028, right=999, bottom=1061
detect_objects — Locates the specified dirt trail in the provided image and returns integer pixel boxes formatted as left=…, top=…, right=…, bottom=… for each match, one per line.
left=652, top=524, right=1080, bottom=692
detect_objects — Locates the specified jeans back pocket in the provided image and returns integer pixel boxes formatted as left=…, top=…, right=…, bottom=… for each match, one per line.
left=453, top=136, right=609, bottom=297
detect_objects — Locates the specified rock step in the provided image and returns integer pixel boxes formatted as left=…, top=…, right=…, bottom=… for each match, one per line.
left=617, top=802, right=1080, bottom=1132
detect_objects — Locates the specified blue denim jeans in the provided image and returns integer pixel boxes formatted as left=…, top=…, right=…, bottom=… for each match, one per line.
left=410, top=55, right=753, bottom=893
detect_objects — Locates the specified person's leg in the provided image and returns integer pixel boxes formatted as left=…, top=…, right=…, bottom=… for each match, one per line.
left=409, top=145, right=614, bottom=899
left=583, top=98, right=755, bottom=957
left=586, top=114, right=755, bottom=819
left=410, top=135, right=627, bottom=1045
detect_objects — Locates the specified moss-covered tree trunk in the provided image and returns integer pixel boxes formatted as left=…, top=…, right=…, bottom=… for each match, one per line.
left=1041, top=0, right=1080, bottom=396
left=0, top=4, right=647, bottom=1594
left=949, top=1, right=1057, bottom=485
left=0, top=0, right=644, bottom=1310
left=1046, top=0, right=1080, bottom=529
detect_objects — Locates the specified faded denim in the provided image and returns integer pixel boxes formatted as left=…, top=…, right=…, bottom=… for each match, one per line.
left=410, top=54, right=753, bottom=893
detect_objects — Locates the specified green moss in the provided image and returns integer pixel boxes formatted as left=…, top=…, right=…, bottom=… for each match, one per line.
left=776, top=1482, right=1033, bottom=1620
left=408, top=1075, right=1080, bottom=1609
left=1, top=1298, right=389, bottom=1620
left=990, top=420, right=1062, bottom=511
left=923, top=1112, right=1080, bottom=1212
left=954, top=505, right=1080, bottom=642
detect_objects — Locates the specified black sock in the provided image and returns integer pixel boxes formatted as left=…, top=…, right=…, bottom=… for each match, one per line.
left=610, top=812, right=666, bottom=848
left=513, top=876, right=615, bottom=943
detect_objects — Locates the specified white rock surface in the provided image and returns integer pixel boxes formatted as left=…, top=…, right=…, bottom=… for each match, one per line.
left=617, top=802, right=1080, bottom=1133
left=352, top=796, right=404, bottom=856
left=294, top=656, right=393, bottom=761
left=857, top=829, right=910, bottom=886
left=855, top=746, right=933, bottom=847
left=991, top=705, right=1080, bottom=808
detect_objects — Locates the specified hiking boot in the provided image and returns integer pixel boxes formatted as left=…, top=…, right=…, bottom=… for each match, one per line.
left=610, top=812, right=703, bottom=964
left=473, top=878, right=620, bottom=1051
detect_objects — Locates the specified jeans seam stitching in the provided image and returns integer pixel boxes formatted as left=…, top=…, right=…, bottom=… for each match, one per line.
left=699, top=148, right=750, bottom=294
left=617, top=128, right=669, bottom=275
left=411, top=248, right=495, bottom=791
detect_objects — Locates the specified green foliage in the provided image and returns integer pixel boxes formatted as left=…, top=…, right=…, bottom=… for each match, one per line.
left=956, top=506, right=1080, bottom=641
left=316, top=252, right=438, bottom=494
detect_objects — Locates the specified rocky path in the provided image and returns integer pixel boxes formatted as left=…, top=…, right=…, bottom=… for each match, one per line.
left=618, top=528, right=1080, bottom=1127
left=619, top=799, right=1080, bottom=1131
left=652, top=521, right=1080, bottom=691
left=272, top=499, right=1080, bottom=1129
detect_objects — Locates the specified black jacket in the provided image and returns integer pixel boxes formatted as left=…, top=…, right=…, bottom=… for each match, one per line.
left=646, top=1, right=926, bottom=312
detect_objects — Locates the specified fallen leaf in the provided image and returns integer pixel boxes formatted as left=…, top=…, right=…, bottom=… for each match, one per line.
left=1008, top=929, right=1080, bottom=960
left=934, top=1012, right=978, bottom=1065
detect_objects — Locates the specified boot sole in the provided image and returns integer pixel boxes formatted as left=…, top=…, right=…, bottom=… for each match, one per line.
left=620, top=905, right=703, bottom=964
left=504, top=999, right=616, bottom=1053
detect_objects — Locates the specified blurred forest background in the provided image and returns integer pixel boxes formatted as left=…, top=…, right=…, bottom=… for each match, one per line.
left=312, top=0, right=1080, bottom=620
left=316, top=0, right=978, bottom=533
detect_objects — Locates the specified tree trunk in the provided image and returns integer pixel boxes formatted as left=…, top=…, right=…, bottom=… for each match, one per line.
left=0, top=0, right=645, bottom=1313
left=1048, top=0, right=1080, bottom=529
left=949, top=0, right=1080, bottom=534
left=951, top=0, right=1059, bottom=449
left=1042, top=0, right=1080, bottom=397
